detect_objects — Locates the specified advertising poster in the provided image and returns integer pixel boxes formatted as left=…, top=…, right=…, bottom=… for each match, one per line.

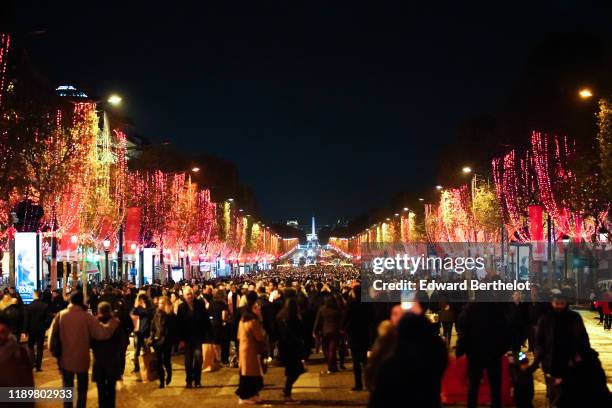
left=517, top=245, right=531, bottom=280
left=171, top=266, right=183, bottom=282
left=15, top=232, right=40, bottom=303
left=143, top=248, right=154, bottom=284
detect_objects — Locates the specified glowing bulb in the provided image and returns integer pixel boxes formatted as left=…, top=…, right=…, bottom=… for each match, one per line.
left=578, top=88, right=593, bottom=99
left=107, top=94, right=122, bottom=105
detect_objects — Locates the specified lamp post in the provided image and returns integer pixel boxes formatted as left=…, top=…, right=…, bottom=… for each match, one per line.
left=562, top=236, right=570, bottom=281
left=103, top=239, right=111, bottom=282
left=70, top=235, right=79, bottom=288
left=179, top=249, right=185, bottom=279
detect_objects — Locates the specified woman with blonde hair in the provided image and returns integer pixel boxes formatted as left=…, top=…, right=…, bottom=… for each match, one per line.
left=236, top=291, right=267, bottom=404
left=148, top=295, right=177, bottom=388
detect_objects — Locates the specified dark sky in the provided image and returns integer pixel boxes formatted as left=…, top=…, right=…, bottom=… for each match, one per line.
left=9, top=0, right=612, bottom=225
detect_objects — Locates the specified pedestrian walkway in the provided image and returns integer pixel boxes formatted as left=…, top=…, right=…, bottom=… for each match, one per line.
left=32, top=309, right=610, bottom=407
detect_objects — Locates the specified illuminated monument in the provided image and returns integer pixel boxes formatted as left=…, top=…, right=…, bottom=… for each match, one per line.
left=306, top=216, right=319, bottom=246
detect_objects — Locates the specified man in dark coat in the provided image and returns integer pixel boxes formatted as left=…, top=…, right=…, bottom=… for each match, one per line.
left=23, top=290, right=49, bottom=371
left=534, top=293, right=591, bottom=408
left=176, top=286, right=212, bottom=388
left=130, top=293, right=154, bottom=373
left=456, top=299, right=510, bottom=408
left=343, top=285, right=374, bottom=390
left=368, top=312, right=447, bottom=408
left=91, top=302, right=122, bottom=408
left=48, top=289, right=68, bottom=318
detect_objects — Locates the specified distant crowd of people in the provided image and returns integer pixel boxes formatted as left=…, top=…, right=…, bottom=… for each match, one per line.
left=0, top=265, right=610, bottom=408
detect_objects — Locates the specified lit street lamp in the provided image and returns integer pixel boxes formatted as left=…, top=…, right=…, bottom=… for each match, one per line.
left=107, top=94, right=122, bottom=105
left=462, top=166, right=472, bottom=174
left=578, top=88, right=593, bottom=99
left=103, top=238, right=111, bottom=281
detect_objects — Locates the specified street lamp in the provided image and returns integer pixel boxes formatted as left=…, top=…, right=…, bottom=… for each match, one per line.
left=562, top=236, right=570, bottom=280
left=191, top=167, right=200, bottom=172
left=179, top=249, right=186, bottom=277
left=578, top=88, right=593, bottom=99
left=462, top=166, right=472, bottom=174
left=436, top=185, right=443, bottom=190
left=107, top=94, right=122, bottom=105
left=103, top=239, right=111, bottom=282
left=70, top=235, right=79, bottom=285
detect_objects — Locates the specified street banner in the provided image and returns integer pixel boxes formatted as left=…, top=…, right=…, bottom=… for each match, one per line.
left=529, top=205, right=545, bottom=261
left=59, top=221, right=79, bottom=253
left=124, top=207, right=142, bottom=252
left=15, top=232, right=41, bottom=303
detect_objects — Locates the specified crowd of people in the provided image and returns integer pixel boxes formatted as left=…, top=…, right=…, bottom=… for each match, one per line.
left=0, top=265, right=610, bottom=408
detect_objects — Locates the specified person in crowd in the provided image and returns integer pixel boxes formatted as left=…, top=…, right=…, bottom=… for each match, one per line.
left=368, top=311, right=447, bottom=408
left=507, top=291, right=530, bottom=353
left=438, top=296, right=455, bottom=347
left=277, top=297, right=306, bottom=404
left=91, top=302, right=122, bottom=408
left=130, top=293, right=154, bottom=373
left=208, top=289, right=229, bottom=369
left=48, top=289, right=68, bottom=318
left=526, top=285, right=549, bottom=351
left=533, top=293, right=592, bottom=407
left=236, top=291, right=267, bottom=405
left=456, top=295, right=510, bottom=408
left=596, top=289, right=612, bottom=330
left=365, top=303, right=404, bottom=391
left=509, top=352, right=535, bottom=408
left=0, top=315, right=34, bottom=407
left=176, top=285, right=212, bottom=388
left=23, top=289, right=49, bottom=371
left=148, top=295, right=176, bottom=388
left=0, top=292, right=13, bottom=311
left=313, top=294, right=342, bottom=374
left=333, top=292, right=348, bottom=370
left=343, top=284, right=373, bottom=391
left=1, top=294, right=24, bottom=342
left=89, top=286, right=100, bottom=315
left=48, top=291, right=119, bottom=408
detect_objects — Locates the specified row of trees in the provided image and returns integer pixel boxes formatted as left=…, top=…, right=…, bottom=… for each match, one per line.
left=341, top=122, right=611, bottom=258
left=0, top=34, right=298, bottom=279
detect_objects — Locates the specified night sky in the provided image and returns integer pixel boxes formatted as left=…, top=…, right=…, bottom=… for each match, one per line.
left=9, top=1, right=612, bottom=225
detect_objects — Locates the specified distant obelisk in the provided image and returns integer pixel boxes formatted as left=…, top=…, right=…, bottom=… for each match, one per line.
left=311, top=215, right=316, bottom=238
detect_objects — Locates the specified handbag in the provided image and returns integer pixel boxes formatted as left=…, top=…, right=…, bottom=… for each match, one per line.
left=139, top=348, right=159, bottom=383
left=50, top=314, right=62, bottom=359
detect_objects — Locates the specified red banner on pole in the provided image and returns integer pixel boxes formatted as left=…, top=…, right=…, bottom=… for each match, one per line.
left=529, top=205, right=545, bottom=261
left=124, top=207, right=142, bottom=252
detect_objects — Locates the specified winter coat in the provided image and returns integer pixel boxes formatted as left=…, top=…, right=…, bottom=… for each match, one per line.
left=176, top=299, right=212, bottom=344
left=0, top=335, right=34, bottom=407
left=48, top=304, right=119, bottom=373
left=534, top=308, right=590, bottom=378
left=23, top=299, right=49, bottom=336
left=277, top=316, right=306, bottom=377
left=238, top=318, right=266, bottom=377
left=91, top=316, right=123, bottom=382
left=368, top=313, right=447, bottom=408
left=343, top=299, right=374, bottom=352
left=149, top=310, right=176, bottom=348
left=313, top=304, right=342, bottom=336
left=456, top=302, right=510, bottom=361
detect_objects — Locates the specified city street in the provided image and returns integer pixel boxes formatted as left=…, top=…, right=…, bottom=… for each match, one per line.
left=1, top=3, right=612, bottom=408
left=31, top=310, right=611, bottom=407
